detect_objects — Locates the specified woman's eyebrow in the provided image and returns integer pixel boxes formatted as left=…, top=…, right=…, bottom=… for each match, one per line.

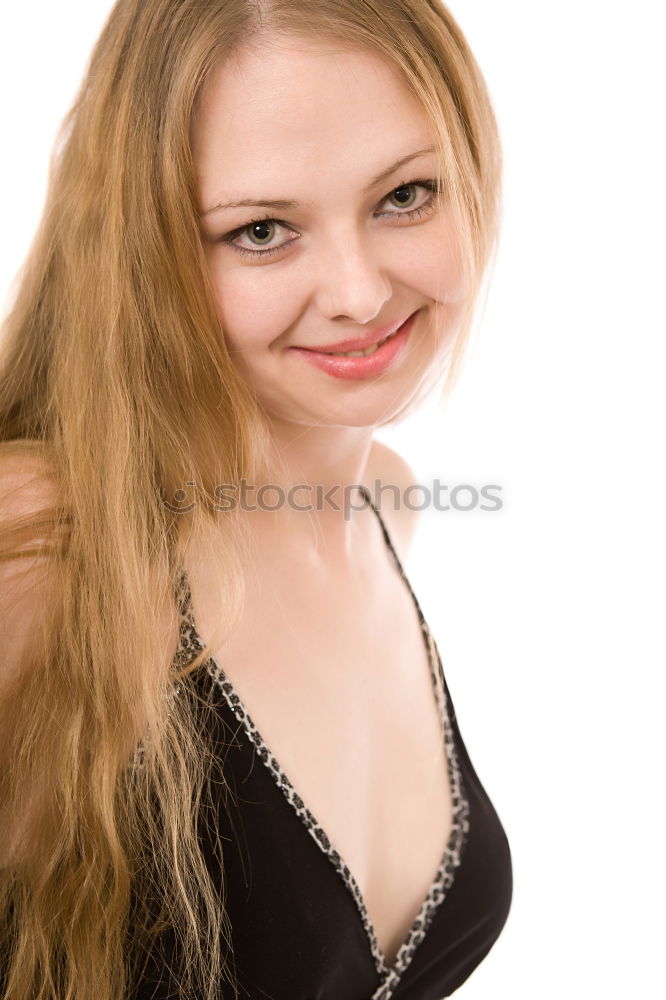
left=199, top=145, right=437, bottom=218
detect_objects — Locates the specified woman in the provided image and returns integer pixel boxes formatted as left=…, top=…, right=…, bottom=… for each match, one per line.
left=0, top=1, right=512, bottom=998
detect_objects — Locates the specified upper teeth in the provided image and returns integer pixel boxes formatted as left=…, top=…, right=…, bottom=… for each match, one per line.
left=325, top=332, right=395, bottom=357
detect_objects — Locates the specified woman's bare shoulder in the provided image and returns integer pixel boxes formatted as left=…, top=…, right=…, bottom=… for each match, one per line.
left=0, top=447, right=59, bottom=688
left=0, top=446, right=59, bottom=508
left=363, top=439, right=422, bottom=565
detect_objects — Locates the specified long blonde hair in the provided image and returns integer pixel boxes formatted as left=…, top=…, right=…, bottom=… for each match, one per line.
left=0, top=2, right=501, bottom=998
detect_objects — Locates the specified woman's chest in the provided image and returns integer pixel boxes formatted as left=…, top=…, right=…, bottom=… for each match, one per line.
left=191, top=555, right=453, bottom=968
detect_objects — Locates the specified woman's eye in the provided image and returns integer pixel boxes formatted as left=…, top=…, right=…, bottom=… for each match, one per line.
left=217, top=179, right=439, bottom=260
left=245, top=220, right=279, bottom=246
left=377, top=180, right=439, bottom=217
left=237, top=219, right=288, bottom=248
left=221, top=218, right=298, bottom=258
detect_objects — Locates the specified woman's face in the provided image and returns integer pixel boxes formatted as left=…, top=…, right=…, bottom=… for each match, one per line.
left=191, top=35, right=465, bottom=429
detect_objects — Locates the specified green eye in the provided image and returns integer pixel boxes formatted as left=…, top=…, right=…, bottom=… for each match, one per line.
left=389, top=184, right=418, bottom=208
left=247, top=220, right=275, bottom=245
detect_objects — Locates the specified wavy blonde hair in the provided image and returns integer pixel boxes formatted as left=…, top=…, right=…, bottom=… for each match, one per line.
left=0, top=1, right=501, bottom=998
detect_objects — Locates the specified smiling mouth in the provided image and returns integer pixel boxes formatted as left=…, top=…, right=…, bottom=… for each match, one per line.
left=288, top=310, right=417, bottom=381
left=319, top=329, right=400, bottom=357
left=299, top=312, right=416, bottom=356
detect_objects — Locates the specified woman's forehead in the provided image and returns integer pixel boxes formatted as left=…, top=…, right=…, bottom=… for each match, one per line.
left=191, top=36, right=435, bottom=209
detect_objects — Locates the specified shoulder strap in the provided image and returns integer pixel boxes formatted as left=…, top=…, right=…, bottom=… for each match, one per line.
left=356, top=483, right=407, bottom=577
left=356, top=483, right=431, bottom=635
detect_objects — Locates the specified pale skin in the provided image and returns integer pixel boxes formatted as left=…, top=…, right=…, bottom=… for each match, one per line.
left=188, top=34, right=466, bottom=966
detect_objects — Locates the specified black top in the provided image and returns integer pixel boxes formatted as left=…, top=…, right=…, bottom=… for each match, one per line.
left=133, top=487, right=512, bottom=999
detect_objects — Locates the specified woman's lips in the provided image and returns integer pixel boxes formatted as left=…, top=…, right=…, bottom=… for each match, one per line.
left=299, top=315, right=411, bottom=354
left=288, top=310, right=418, bottom=380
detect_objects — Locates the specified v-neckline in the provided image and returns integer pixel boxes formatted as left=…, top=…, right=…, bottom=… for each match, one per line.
left=175, top=492, right=470, bottom=998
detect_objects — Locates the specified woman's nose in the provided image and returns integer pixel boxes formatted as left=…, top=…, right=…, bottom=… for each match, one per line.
left=312, top=230, right=392, bottom=325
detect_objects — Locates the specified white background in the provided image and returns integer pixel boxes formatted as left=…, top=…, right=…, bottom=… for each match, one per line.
left=1, top=3, right=664, bottom=997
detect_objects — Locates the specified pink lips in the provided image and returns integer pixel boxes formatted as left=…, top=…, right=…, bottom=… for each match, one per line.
left=289, top=310, right=418, bottom=380
left=301, top=315, right=412, bottom=354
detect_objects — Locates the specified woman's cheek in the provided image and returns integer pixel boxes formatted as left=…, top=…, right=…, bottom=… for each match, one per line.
left=208, top=261, right=304, bottom=354
left=409, top=219, right=465, bottom=306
